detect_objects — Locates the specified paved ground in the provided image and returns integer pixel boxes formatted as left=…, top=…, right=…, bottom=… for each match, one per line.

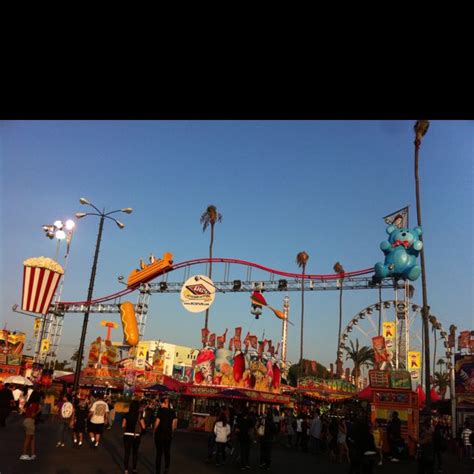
left=1, top=414, right=473, bottom=474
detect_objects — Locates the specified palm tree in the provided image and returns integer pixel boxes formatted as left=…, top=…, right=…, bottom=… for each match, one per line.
left=296, top=251, right=309, bottom=363
left=333, top=261, right=345, bottom=376
left=433, top=371, right=449, bottom=400
left=344, top=339, right=375, bottom=388
left=436, top=358, right=446, bottom=374
left=200, top=205, right=223, bottom=330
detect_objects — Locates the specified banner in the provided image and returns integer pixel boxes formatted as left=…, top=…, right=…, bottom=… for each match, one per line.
left=40, top=338, right=50, bottom=353
left=100, top=340, right=118, bottom=367
left=455, top=354, right=474, bottom=396
left=408, top=351, right=421, bottom=383
left=389, top=370, right=412, bottom=390
left=135, top=342, right=148, bottom=369
left=180, top=275, right=216, bottom=313
left=372, top=336, right=388, bottom=363
left=383, top=322, right=396, bottom=367
left=383, top=206, right=409, bottom=229
left=34, top=318, right=42, bottom=338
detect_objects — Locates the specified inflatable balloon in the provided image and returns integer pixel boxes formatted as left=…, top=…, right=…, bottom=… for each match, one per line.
left=374, top=225, right=423, bottom=281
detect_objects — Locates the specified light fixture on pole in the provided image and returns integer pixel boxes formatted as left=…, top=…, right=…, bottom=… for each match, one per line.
left=414, top=120, right=431, bottom=410
left=72, top=198, right=133, bottom=397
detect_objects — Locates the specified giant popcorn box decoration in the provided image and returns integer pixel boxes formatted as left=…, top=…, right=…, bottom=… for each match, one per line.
left=22, top=257, right=64, bottom=314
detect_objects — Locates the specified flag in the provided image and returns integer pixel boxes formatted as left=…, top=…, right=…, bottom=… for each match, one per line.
left=258, top=340, right=265, bottom=356
left=34, top=318, right=42, bottom=338
left=383, top=206, right=409, bottom=228
left=209, top=333, right=216, bottom=347
left=243, top=332, right=250, bottom=349
left=201, top=328, right=210, bottom=346
left=275, top=342, right=280, bottom=355
left=234, top=337, right=241, bottom=351
left=234, top=327, right=242, bottom=340
left=229, top=337, right=234, bottom=351
left=216, top=329, right=228, bottom=349
left=249, top=335, right=258, bottom=349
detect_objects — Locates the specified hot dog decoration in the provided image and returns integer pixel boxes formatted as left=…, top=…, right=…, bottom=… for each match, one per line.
left=119, top=301, right=139, bottom=346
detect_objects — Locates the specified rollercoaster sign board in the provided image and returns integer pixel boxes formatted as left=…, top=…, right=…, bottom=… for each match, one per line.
left=180, top=275, right=216, bottom=313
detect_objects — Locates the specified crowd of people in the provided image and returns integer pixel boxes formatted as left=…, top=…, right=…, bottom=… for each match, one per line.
left=1, top=380, right=474, bottom=473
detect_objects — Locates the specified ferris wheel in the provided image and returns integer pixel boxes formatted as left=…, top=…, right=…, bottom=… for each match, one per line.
left=337, top=284, right=451, bottom=386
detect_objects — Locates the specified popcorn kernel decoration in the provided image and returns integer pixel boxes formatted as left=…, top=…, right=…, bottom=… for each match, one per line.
left=23, top=256, right=64, bottom=274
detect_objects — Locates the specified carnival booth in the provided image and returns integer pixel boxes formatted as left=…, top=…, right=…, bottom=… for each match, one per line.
left=364, top=370, right=419, bottom=457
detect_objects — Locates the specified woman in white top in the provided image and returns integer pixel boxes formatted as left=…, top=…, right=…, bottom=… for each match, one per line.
left=214, top=412, right=231, bottom=466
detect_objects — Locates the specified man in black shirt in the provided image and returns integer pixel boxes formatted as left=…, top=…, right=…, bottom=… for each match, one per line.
left=236, top=409, right=254, bottom=469
left=154, top=397, right=177, bottom=474
left=0, top=382, right=14, bottom=427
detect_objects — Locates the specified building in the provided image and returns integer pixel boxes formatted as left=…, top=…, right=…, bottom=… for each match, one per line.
left=113, top=340, right=199, bottom=381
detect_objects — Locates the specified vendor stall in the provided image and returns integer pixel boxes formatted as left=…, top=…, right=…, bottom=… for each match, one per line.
left=366, top=370, right=419, bottom=457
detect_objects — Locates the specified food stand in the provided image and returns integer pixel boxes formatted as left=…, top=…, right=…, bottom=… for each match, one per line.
left=366, top=370, right=419, bottom=457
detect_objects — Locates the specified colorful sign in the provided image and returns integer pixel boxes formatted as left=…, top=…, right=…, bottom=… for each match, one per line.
left=0, top=364, right=21, bottom=380
left=0, top=331, right=26, bottom=355
left=383, top=322, right=396, bottom=367
left=180, top=275, right=216, bottom=313
left=22, top=257, right=64, bottom=314
left=369, top=370, right=391, bottom=388
left=372, top=336, right=388, bottom=363
left=100, top=340, right=119, bottom=367
left=389, top=370, right=412, bottom=390
left=455, top=354, right=474, bottom=405
left=298, top=376, right=357, bottom=394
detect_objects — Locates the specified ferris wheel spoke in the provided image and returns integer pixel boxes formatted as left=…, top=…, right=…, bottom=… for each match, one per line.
left=366, top=311, right=378, bottom=335
left=354, top=324, right=371, bottom=340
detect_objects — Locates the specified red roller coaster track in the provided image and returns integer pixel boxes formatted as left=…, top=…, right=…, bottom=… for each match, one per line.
left=59, top=258, right=375, bottom=306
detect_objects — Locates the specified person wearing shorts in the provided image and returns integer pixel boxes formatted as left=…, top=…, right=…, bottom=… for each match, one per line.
left=20, top=390, right=42, bottom=461
left=88, top=393, right=109, bottom=447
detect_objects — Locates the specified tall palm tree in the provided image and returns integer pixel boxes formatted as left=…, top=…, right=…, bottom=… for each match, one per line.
left=333, top=261, right=345, bottom=376
left=200, top=205, right=223, bottom=330
left=433, top=371, right=449, bottom=400
left=296, top=251, right=309, bottom=363
left=436, top=358, right=446, bottom=374
left=344, top=338, right=375, bottom=388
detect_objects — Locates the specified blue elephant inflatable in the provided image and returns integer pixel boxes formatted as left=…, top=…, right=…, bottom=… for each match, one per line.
left=374, top=225, right=423, bottom=281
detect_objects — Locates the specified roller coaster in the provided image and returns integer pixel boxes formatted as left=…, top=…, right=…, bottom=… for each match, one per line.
left=22, top=256, right=446, bottom=373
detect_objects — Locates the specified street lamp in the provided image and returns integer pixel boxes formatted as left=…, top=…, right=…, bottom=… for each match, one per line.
left=414, top=120, right=431, bottom=410
left=72, top=198, right=133, bottom=396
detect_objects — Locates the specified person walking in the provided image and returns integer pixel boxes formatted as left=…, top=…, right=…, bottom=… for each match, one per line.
left=88, top=393, right=109, bottom=448
left=416, top=419, right=435, bottom=474
left=19, top=390, right=42, bottom=461
left=433, top=421, right=447, bottom=472
left=107, top=397, right=115, bottom=430
left=12, top=385, right=22, bottom=412
left=56, top=394, right=74, bottom=447
left=285, top=410, right=296, bottom=447
left=387, top=411, right=402, bottom=462
left=258, top=410, right=277, bottom=470
left=73, top=398, right=89, bottom=447
left=236, top=408, right=254, bottom=470
left=295, top=413, right=303, bottom=450
left=372, top=420, right=383, bottom=466
left=0, top=382, right=14, bottom=427
left=337, top=418, right=350, bottom=463
left=122, top=400, right=146, bottom=474
left=154, top=396, right=177, bottom=474
left=204, top=408, right=218, bottom=462
left=461, top=421, right=472, bottom=460
left=309, top=408, right=322, bottom=454
left=214, top=412, right=231, bottom=466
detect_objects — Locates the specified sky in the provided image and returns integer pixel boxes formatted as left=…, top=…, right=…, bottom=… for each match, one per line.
left=0, top=120, right=473, bottom=369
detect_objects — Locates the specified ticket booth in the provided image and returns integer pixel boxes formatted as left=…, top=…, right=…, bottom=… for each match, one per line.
left=367, top=370, right=419, bottom=457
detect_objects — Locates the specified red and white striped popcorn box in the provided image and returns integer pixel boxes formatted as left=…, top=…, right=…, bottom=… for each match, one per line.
left=22, top=257, right=64, bottom=314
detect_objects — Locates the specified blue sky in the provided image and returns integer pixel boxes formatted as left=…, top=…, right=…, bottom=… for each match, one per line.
left=1, top=120, right=472, bottom=368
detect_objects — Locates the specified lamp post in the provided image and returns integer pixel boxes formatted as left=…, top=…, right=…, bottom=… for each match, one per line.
left=414, top=120, right=431, bottom=410
left=71, top=198, right=133, bottom=396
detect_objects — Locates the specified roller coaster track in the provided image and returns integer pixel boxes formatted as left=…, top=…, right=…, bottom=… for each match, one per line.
left=59, top=258, right=375, bottom=306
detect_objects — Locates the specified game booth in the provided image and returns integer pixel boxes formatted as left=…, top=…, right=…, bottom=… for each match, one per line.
left=169, top=328, right=291, bottom=431
left=359, top=369, right=419, bottom=457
